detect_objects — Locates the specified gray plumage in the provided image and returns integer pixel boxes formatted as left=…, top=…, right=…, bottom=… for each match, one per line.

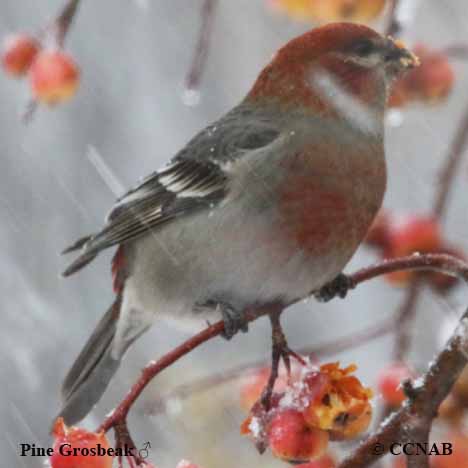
left=61, top=105, right=279, bottom=277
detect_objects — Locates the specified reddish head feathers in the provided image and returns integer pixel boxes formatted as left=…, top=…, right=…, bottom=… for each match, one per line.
left=247, top=23, right=417, bottom=115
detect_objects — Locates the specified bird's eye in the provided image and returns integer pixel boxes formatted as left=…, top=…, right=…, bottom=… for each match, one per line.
left=353, top=39, right=374, bottom=56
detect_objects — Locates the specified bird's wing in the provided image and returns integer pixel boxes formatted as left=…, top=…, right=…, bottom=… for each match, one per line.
left=62, top=108, right=280, bottom=276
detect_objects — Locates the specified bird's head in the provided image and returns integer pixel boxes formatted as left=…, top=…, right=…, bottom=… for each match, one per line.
left=247, top=23, right=419, bottom=122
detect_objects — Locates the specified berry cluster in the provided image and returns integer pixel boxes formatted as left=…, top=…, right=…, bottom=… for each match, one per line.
left=268, top=0, right=386, bottom=23
left=2, top=33, right=79, bottom=105
left=241, top=361, right=372, bottom=463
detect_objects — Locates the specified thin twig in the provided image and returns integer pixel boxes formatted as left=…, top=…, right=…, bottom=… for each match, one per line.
left=393, top=279, right=423, bottom=361
left=433, top=103, right=468, bottom=219
left=261, top=311, right=286, bottom=409
left=54, top=0, right=81, bottom=47
left=97, top=303, right=269, bottom=433
left=348, top=254, right=468, bottom=285
left=145, top=316, right=396, bottom=415
left=97, top=253, right=468, bottom=434
left=443, top=43, right=468, bottom=60
left=184, top=0, right=218, bottom=92
left=385, top=0, right=402, bottom=36
left=23, top=0, right=82, bottom=123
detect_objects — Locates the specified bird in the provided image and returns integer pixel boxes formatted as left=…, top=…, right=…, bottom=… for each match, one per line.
left=57, top=22, right=418, bottom=425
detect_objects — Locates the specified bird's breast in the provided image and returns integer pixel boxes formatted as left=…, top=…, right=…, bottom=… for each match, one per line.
left=276, top=139, right=386, bottom=257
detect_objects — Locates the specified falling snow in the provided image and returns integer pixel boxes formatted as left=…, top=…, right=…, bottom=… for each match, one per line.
left=1, top=1, right=468, bottom=467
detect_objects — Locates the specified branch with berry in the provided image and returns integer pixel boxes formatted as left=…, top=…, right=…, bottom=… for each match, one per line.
left=47, top=253, right=468, bottom=468
left=2, top=0, right=81, bottom=120
left=4, top=1, right=468, bottom=468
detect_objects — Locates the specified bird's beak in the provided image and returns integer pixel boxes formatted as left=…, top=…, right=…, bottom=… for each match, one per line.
left=384, top=37, right=420, bottom=69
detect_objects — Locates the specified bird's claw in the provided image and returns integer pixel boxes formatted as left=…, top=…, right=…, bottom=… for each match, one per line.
left=314, top=273, right=353, bottom=303
left=217, top=302, right=248, bottom=340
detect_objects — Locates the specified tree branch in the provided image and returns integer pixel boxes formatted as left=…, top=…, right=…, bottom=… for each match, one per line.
left=443, top=43, right=468, bottom=60
left=184, top=0, right=218, bottom=94
left=385, top=0, right=402, bottom=36
left=433, top=103, right=468, bottom=219
left=54, top=0, right=81, bottom=47
left=338, top=308, right=468, bottom=468
left=393, top=279, right=423, bottom=361
left=144, top=316, right=396, bottom=416
left=97, top=253, right=468, bottom=434
left=405, top=417, right=430, bottom=468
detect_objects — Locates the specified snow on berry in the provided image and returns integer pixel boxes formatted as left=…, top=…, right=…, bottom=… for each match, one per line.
left=241, top=360, right=373, bottom=459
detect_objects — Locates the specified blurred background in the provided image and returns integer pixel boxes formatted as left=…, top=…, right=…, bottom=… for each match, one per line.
left=1, top=1, right=468, bottom=467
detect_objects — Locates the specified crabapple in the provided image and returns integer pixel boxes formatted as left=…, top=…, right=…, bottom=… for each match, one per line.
left=30, top=49, right=79, bottom=104
left=2, top=33, right=39, bottom=77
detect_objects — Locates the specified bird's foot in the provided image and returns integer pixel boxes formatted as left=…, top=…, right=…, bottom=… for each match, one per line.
left=314, top=273, right=354, bottom=303
left=260, top=308, right=306, bottom=410
left=217, top=301, right=249, bottom=340
left=196, top=299, right=248, bottom=340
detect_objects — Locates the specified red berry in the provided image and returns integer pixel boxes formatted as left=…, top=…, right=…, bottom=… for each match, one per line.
left=392, top=456, right=407, bottom=468
left=377, top=363, right=412, bottom=407
left=328, top=400, right=372, bottom=441
left=302, top=363, right=373, bottom=439
left=50, top=418, right=113, bottom=468
left=2, top=33, right=39, bottom=77
left=30, top=50, right=79, bottom=105
left=268, top=409, right=329, bottom=462
left=296, top=370, right=331, bottom=407
left=365, top=210, right=391, bottom=251
left=431, top=432, right=468, bottom=468
left=296, top=453, right=336, bottom=468
left=385, top=215, right=441, bottom=284
left=412, top=44, right=455, bottom=102
left=389, top=44, right=454, bottom=108
left=389, top=215, right=441, bottom=255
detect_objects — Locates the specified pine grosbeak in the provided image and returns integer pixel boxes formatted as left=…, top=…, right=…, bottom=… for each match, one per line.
left=57, top=23, right=418, bottom=424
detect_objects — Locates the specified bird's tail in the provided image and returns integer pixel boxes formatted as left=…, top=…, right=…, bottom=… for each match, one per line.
left=61, top=234, right=98, bottom=277
left=56, top=296, right=134, bottom=425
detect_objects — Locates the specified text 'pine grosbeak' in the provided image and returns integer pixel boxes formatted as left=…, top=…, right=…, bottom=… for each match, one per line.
left=57, top=23, right=418, bottom=424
